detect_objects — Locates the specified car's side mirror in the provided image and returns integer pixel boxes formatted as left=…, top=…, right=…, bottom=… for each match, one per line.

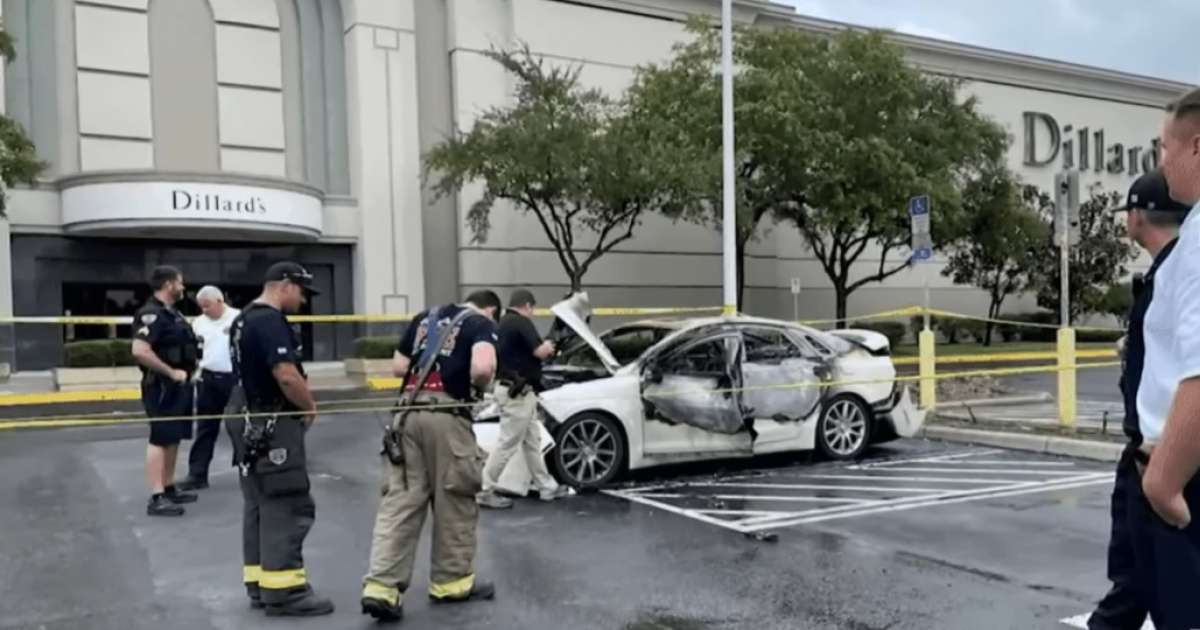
left=642, top=361, right=663, bottom=384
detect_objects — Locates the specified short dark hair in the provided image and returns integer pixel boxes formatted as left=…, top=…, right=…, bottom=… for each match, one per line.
left=149, top=265, right=181, bottom=291
left=1166, top=88, right=1200, bottom=126
left=1139, top=208, right=1187, bottom=228
left=464, top=289, right=502, bottom=312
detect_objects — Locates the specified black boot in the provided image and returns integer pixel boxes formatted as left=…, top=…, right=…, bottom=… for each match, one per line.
left=361, top=597, right=403, bottom=622
left=164, top=485, right=198, bottom=504
left=176, top=476, right=208, bottom=492
left=430, top=580, right=496, bottom=604
left=146, top=494, right=185, bottom=517
left=246, top=583, right=265, bottom=610
left=264, top=587, right=335, bottom=617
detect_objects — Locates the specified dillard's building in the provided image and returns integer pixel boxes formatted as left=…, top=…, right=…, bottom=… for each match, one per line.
left=0, top=0, right=1191, bottom=370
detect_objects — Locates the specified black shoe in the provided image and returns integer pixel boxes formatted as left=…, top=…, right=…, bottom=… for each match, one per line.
left=361, top=597, right=403, bottom=622
left=164, top=486, right=198, bottom=504
left=430, top=580, right=496, bottom=604
left=146, top=494, right=185, bottom=517
left=264, top=591, right=335, bottom=617
left=176, top=476, right=208, bottom=492
left=246, top=583, right=265, bottom=610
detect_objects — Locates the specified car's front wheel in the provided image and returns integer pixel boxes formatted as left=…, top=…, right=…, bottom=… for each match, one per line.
left=816, top=394, right=871, bottom=460
left=551, top=412, right=626, bottom=489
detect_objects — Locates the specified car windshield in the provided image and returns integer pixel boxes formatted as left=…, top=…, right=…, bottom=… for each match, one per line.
left=555, top=325, right=672, bottom=368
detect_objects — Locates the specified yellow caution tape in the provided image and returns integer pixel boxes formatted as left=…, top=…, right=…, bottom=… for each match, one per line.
left=0, top=360, right=1120, bottom=431
left=891, top=348, right=1116, bottom=366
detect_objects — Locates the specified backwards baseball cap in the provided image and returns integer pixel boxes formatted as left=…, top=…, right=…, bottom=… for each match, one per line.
left=264, top=261, right=320, bottom=295
left=509, top=288, right=537, bottom=308
left=1125, top=169, right=1191, bottom=213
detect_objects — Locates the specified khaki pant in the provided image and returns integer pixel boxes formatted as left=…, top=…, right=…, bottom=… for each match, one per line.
left=482, top=384, right=558, bottom=494
left=362, top=406, right=486, bottom=605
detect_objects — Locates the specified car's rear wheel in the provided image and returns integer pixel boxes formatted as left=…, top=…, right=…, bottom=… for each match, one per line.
left=551, top=412, right=626, bottom=489
left=816, top=394, right=871, bottom=460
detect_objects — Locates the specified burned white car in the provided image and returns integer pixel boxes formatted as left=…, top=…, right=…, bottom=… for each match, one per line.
left=477, top=294, right=924, bottom=491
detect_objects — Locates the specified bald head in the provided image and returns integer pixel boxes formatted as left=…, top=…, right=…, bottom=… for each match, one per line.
left=1161, top=88, right=1200, bottom=207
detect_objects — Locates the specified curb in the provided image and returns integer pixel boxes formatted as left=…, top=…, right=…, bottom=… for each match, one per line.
left=921, top=425, right=1123, bottom=463
left=934, top=393, right=1052, bottom=409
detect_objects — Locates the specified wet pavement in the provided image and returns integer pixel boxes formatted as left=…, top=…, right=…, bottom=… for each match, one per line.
left=0, top=412, right=1123, bottom=630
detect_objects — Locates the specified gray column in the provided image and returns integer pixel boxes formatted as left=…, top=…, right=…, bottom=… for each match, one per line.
left=149, top=0, right=219, bottom=171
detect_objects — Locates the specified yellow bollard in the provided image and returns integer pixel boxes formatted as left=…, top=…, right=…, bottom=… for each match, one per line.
left=1057, top=327, right=1076, bottom=428
left=918, top=328, right=936, bottom=410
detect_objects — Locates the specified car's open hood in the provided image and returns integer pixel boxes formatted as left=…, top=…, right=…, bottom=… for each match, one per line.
left=550, top=292, right=620, bottom=374
left=827, top=328, right=889, bottom=353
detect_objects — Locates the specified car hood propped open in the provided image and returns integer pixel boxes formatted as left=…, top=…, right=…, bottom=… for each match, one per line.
left=550, top=292, right=621, bottom=374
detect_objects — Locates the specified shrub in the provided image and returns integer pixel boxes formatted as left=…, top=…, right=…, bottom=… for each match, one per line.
left=1077, top=329, right=1124, bottom=343
left=353, top=336, right=396, bottom=359
left=999, top=311, right=1057, bottom=342
left=64, top=339, right=134, bottom=368
left=960, top=319, right=988, bottom=343
left=849, top=320, right=907, bottom=347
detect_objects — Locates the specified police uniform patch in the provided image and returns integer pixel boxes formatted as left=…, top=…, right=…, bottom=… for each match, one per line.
left=268, top=448, right=288, bottom=465
left=141, top=313, right=157, bottom=325
left=137, top=326, right=149, bottom=337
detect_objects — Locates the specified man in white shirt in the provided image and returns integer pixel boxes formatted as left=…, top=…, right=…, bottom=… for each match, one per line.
left=178, top=285, right=241, bottom=491
left=1130, top=87, right=1200, bottom=629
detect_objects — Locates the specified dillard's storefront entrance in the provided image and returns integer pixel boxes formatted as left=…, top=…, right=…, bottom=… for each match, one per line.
left=9, top=174, right=355, bottom=371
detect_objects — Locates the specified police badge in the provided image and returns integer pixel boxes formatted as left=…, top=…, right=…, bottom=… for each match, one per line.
left=268, top=448, right=288, bottom=465
left=141, top=313, right=157, bottom=325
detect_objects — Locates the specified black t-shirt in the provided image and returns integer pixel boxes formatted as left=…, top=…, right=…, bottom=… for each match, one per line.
left=1121, top=239, right=1177, bottom=446
left=133, top=297, right=198, bottom=374
left=397, top=305, right=498, bottom=401
left=232, top=303, right=305, bottom=411
left=497, top=310, right=545, bottom=389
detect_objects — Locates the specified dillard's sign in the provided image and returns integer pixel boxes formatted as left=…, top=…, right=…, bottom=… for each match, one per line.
left=171, top=189, right=267, bottom=215
left=1023, top=111, right=1159, bottom=177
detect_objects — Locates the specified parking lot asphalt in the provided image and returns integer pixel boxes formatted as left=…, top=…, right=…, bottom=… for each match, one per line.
left=0, top=410, right=1123, bottom=630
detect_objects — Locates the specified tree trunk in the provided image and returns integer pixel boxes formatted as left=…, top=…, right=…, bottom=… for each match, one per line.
left=984, top=299, right=1002, bottom=347
left=570, top=272, right=583, bottom=294
left=835, top=285, right=849, bottom=329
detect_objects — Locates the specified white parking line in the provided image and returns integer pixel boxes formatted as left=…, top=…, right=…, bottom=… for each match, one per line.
left=604, top=448, right=1115, bottom=535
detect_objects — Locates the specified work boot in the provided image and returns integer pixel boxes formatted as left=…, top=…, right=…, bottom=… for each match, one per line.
left=361, top=597, right=403, bottom=622
left=164, top=485, right=198, bottom=504
left=175, top=476, right=208, bottom=491
left=246, top=583, right=265, bottom=610
left=264, top=588, right=335, bottom=617
left=538, top=485, right=572, bottom=502
left=430, top=580, right=496, bottom=604
left=476, top=491, right=513, bottom=509
left=146, top=494, right=185, bottom=517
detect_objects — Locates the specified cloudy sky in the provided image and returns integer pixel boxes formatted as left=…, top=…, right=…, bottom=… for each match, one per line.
left=776, top=0, right=1199, bottom=84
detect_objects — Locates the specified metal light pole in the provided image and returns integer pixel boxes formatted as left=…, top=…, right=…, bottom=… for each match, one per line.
left=721, top=0, right=737, bottom=316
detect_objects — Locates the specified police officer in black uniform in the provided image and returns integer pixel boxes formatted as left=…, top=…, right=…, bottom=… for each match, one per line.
left=1088, top=170, right=1189, bottom=630
left=226, top=262, right=333, bottom=617
left=131, top=265, right=200, bottom=517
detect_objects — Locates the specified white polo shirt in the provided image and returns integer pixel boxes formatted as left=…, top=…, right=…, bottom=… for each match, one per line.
left=1138, top=203, right=1200, bottom=444
left=192, top=306, right=240, bottom=374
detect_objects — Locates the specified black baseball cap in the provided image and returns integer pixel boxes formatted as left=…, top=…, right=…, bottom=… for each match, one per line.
left=1125, top=169, right=1191, bottom=213
left=264, top=261, right=320, bottom=295
left=509, top=289, right=537, bottom=308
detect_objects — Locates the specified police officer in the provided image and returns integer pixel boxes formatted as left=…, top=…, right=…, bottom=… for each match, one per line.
left=477, top=289, right=568, bottom=509
left=131, top=265, right=200, bottom=517
left=227, top=262, right=333, bottom=617
left=1087, top=169, right=1188, bottom=630
left=361, top=290, right=502, bottom=623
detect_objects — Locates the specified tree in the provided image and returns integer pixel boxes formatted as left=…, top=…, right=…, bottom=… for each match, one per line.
left=0, top=28, right=46, bottom=216
left=942, top=170, right=1048, bottom=345
left=1100, top=282, right=1133, bottom=328
left=627, top=21, right=825, bottom=309
left=777, top=30, right=1009, bottom=325
left=423, top=47, right=699, bottom=292
left=1030, top=185, right=1137, bottom=322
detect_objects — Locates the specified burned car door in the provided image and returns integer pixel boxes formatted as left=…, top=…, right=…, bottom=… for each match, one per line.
left=739, top=326, right=828, bottom=424
left=640, top=328, right=747, bottom=442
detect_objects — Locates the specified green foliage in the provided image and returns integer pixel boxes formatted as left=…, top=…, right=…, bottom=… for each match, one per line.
left=1029, top=185, right=1137, bottom=321
left=64, top=339, right=134, bottom=368
left=352, top=336, right=396, bottom=360
left=849, top=320, right=907, bottom=347
left=423, top=45, right=700, bottom=292
left=999, top=311, right=1058, bottom=342
left=0, top=28, right=45, bottom=216
left=943, top=168, right=1048, bottom=345
left=1100, top=283, right=1133, bottom=327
